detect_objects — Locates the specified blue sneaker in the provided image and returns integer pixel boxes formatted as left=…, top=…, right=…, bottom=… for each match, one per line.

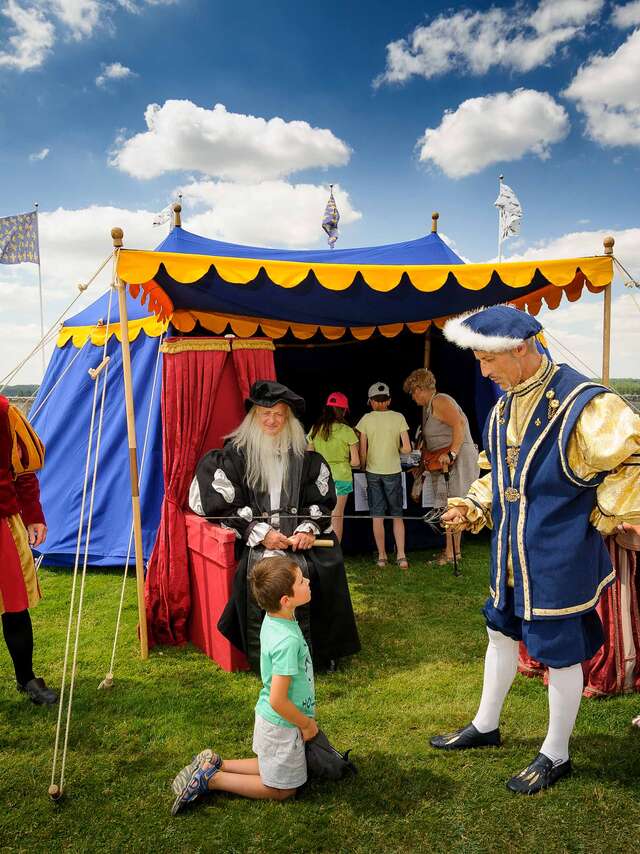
left=171, top=749, right=217, bottom=796
left=171, top=752, right=222, bottom=816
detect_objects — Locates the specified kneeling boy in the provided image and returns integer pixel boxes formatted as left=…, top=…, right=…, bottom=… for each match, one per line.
left=171, top=555, right=318, bottom=814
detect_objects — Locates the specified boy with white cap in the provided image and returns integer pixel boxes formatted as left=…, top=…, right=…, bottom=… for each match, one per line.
left=356, top=382, right=411, bottom=568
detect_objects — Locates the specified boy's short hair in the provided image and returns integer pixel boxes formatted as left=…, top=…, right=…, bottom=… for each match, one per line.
left=370, top=394, right=390, bottom=403
left=250, top=555, right=298, bottom=611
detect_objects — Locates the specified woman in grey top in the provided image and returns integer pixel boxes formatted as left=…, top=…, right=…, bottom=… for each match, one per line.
left=404, top=369, right=479, bottom=565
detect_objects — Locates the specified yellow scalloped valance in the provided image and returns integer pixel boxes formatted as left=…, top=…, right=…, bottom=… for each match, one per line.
left=116, top=249, right=613, bottom=294
left=56, top=314, right=168, bottom=349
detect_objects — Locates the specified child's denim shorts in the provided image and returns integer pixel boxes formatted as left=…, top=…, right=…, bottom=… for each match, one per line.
left=253, top=714, right=307, bottom=789
left=366, top=471, right=403, bottom=517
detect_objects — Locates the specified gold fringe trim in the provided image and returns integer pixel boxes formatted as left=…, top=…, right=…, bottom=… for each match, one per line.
left=160, top=338, right=231, bottom=354
left=231, top=339, right=275, bottom=351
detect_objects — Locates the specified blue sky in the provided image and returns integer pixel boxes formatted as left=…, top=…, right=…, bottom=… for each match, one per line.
left=1, top=0, right=639, bottom=381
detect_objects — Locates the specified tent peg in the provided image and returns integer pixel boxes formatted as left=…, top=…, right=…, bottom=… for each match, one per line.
left=431, top=212, right=439, bottom=233
left=172, top=203, right=182, bottom=228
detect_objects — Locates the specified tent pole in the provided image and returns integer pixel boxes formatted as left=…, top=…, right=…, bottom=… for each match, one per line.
left=111, top=227, right=149, bottom=661
left=602, top=235, right=615, bottom=385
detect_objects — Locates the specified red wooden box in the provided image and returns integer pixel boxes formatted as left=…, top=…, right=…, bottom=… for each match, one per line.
left=185, top=514, right=249, bottom=672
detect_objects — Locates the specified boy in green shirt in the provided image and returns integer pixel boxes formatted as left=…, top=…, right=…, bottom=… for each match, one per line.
left=171, top=555, right=317, bottom=814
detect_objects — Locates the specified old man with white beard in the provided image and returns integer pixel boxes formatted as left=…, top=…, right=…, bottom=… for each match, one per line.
left=189, top=380, right=360, bottom=672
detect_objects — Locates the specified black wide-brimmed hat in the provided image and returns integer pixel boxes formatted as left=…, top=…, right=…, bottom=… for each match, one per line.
left=245, top=380, right=305, bottom=418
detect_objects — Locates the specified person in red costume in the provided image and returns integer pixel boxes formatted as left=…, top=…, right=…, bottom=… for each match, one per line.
left=0, top=395, right=57, bottom=705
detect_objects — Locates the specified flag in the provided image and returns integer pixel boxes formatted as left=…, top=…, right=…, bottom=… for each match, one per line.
left=0, top=211, right=39, bottom=265
left=322, top=187, right=340, bottom=248
left=153, top=203, right=173, bottom=227
left=494, top=181, right=523, bottom=242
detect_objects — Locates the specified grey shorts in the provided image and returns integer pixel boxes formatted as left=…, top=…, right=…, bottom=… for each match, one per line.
left=252, top=715, right=307, bottom=790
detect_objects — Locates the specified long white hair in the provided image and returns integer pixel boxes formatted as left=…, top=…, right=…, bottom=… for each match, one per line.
left=227, top=406, right=307, bottom=493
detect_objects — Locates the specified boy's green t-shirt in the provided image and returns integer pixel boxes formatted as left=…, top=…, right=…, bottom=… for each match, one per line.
left=307, top=422, right=358, bottom=482
left=255, top=614, right=316, bottom=728
left=356, top=410, right=409, bottom=475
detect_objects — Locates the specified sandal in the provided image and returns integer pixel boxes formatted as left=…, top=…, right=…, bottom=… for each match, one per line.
left=428, top=551, right=451, bottom=566
left=375, top=556, right=388, bottom=567
left=396, top=557, right=409, bottom=570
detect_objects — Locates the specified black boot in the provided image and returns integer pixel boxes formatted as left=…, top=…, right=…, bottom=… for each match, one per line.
left=17, top=677, right=58, bottom=705
left=506, top=753, right=572, bottom=795
left=430, top=722, right=501, bottom=750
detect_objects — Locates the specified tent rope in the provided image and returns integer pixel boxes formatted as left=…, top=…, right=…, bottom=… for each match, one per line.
left=99, top=329, right=165, bottom=690
left=27, top=337, right=90, bottom=420
left=0, top=253, right=112, bottom=392
left=49, top=264, right=116, bottom=800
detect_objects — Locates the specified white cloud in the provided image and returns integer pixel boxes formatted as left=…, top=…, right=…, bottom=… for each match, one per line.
left=0, top=1, right=55, bottom=71
left=96, top=61, right=135, bottom=87
left=418, top=89, right=569, bottom=178
left=375, top=0, right=603, bottom=86
left=612, top=1, right=640, bottom=28
left=497, top=227, right=640, bottom=377
left=181, top=180, right=361, bottom=248
left=110, top=101, right=352, bottom=181
left=563, top=28, right=640, bottom=147
left=29, top=147, right=50, bottom=161
left=50, top=0, right=101, bottom=40
left=0, top=0, right=177, bottom=72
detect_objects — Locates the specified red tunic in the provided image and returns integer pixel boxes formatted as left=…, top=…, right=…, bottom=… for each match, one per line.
left=0, top=395, right=45, bottom=613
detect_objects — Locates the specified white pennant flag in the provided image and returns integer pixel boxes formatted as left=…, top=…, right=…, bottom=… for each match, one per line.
left=152, top=203, right=173, bottom=227
left=494, top=181, right=523, bottom=241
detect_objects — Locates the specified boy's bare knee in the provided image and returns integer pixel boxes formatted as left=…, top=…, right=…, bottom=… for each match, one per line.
left=268, top=786, right=296, bottom=801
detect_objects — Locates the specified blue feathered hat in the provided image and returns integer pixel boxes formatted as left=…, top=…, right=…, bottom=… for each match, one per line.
left=443, top=305, right=542, bottom=352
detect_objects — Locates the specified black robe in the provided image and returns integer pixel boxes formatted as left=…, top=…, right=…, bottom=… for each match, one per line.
left=189, top=441, right=361, bottom=670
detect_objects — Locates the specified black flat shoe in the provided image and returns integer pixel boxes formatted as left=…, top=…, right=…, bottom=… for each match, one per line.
left=506, top=753, right=572, bottom=795
left=17, top=677, right=58, bottom=706
left=430, top=722, right=501, bottom=750
left=326, top=659, right=338, bottom=674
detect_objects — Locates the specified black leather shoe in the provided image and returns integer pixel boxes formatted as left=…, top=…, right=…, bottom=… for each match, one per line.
left=17, top=677, right=58, bottom=706
left=506, top=753, right=572, bottom=795
left=430, top=722, right=501, bottom=750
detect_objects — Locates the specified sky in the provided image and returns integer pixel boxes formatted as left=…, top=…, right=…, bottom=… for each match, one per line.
left=1, top=0, right=639, bottom=383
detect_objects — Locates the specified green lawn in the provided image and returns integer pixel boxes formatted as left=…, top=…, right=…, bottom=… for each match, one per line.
left=1, top=542, right=639, bottom=853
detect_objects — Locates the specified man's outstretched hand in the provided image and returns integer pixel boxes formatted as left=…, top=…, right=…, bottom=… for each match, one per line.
left=440, top=505, right=471, bottom=532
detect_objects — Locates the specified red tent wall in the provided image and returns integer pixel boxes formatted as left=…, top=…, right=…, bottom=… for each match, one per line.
left=145, top=338, right=276, bottom=645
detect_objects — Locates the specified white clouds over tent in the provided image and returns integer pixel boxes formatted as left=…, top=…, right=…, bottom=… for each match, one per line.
left=417, top=89, right=569, bottom=179
left=110, top=101, right=352, bottom=182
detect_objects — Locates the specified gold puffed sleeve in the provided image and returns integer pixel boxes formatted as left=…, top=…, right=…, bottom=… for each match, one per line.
left=566, top=393, right=640, bottom=534
left=448, top=451, right=493, bottom=533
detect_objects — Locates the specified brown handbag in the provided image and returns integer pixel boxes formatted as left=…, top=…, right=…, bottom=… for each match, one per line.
left=421, top=445, right=452, bottom=472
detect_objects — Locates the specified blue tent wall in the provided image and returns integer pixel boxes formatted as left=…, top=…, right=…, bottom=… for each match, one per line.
left=31, top=291, right=163, bottom=566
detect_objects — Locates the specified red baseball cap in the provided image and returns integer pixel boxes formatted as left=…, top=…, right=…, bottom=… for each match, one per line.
left=326, top=391, right=349, bottom=410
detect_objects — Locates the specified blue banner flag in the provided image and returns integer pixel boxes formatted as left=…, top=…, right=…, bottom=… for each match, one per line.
left=0, top=210, right=40, bottom=265
left=322, top=187, right=340, bottom=248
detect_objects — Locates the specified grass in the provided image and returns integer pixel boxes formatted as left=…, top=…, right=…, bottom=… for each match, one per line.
left=1, top=541, right=639, bottom=854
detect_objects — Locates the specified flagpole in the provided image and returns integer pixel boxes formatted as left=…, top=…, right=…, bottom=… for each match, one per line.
left=34, top=202, right=45, bottom=378
left=497, top=176, right=503, bottom=263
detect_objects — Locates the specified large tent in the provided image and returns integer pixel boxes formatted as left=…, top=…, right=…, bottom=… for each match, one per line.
left=31, top=213, right=613, bottom=569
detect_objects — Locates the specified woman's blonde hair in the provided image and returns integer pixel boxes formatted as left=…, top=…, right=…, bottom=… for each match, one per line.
left=403, top=369, right=436, bottom=394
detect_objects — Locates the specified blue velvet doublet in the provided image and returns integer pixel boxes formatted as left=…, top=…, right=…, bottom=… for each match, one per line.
left=483, top=364, right=615, bottom=623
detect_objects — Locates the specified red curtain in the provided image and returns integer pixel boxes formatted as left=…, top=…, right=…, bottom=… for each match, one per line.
left=232, top=340, right=276, bottom=401
left=518, top=538, right=640, bottom=697
left=145, top=345, right=229, bottom=645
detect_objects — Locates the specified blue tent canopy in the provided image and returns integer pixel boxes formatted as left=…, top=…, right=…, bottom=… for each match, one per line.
left=30, top=289, right=164, bottom=566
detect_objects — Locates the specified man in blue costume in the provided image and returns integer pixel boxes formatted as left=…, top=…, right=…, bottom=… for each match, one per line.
left=431, top=305, right=640, bottom=794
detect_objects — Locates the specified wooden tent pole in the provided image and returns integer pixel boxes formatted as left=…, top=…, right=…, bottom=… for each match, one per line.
left=111, top=227, right=149, bottom=660
left=602, top=235, right=615, bottom=385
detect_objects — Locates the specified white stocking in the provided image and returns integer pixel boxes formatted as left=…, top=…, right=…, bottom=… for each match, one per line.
left=472, top=627, right=519, bottom=733
left=539, top=664, right=583, bottom=764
